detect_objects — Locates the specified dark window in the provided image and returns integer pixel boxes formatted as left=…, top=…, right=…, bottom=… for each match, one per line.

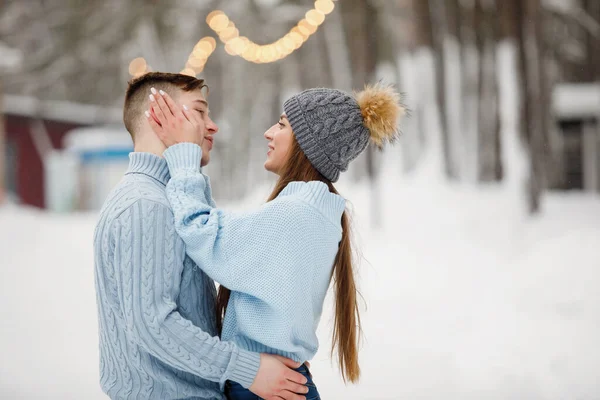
left=558, top=119, right=585, bottom=190
left=5, top=136, right=18, bottom=197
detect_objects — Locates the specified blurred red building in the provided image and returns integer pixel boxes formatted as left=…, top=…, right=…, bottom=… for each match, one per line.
left=3, top=95, right=121, bottom=208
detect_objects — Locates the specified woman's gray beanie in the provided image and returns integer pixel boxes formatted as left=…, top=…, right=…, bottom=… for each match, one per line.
left=283, top=88, right=370, bottom=182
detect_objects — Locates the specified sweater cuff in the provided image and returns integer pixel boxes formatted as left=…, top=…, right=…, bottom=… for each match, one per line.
left=163, top=142, right=202, bottom=173
left=228, top=349, right=261, bottom=389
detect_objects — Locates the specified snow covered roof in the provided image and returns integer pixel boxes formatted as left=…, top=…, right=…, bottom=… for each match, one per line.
left=552, top=83, right=600, bottom=119
left=63, top=125, right=132, bottom=151
left=2, top=94, right=123, bottom=126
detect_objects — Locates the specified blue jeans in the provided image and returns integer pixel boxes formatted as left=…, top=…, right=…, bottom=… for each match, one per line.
left=225, top=364, right=320, bottom=400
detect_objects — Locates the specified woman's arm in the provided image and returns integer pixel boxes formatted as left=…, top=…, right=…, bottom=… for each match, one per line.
left=164, top=143, right=308, bottom=293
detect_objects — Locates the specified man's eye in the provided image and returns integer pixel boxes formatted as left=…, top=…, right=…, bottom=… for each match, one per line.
left=196, top=109, right=205, bottom=115
left=278, top=122, right=285, bottom=128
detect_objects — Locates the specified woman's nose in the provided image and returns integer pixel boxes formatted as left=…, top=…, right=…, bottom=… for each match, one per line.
left=264, top=127, right=273, bottom=140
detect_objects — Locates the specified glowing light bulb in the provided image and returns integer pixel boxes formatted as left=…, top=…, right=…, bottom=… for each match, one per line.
left=186, top=4, right=336, bottom=67
left=229, top=37, right=248, bottom=54
left=242, top=43, right=258, bottom=61
left=289, top=32, right=303, bottom=48
left=299, top=18, right=318, bottom=34
left=282, top=37, right=295, bottom=51
left=306, top=9, right=325, bottom=26
left=315, top=0, right=334, bottom=15
left=209, top=14, right=230, bottom=32
left=206, top=10, right=224, bottom=25
left=291, top=27, right=308, bottom=40
left=180, top=68, right=197, bottom=76
left=192, top=47, right=209, bottom=59
left=274, top=40, right=285, bottom=55
left=129, top=57, right=147, bottom=76
left=224, top=42, right=237, bottom=55
left=203, top=37, right=217, bottom=52
left=188, top=54, right=206, bottom=68
left=219, top=26, right=239, bottom=42
left=254, top=47, right=264, bottom=63
left=194, top=40, right=213, bottom=56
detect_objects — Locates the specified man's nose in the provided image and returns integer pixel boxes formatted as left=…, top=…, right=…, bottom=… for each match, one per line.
left=207, top=117, right=218, bottom=133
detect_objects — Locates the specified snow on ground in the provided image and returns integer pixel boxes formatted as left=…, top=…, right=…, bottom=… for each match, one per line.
left=1, top=176, right=599, bottom=399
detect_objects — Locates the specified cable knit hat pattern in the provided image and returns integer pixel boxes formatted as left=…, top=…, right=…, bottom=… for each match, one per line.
left=283, top=84, right=405, bottom=182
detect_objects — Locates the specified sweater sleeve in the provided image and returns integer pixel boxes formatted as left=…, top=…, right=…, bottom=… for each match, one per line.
left=162, top=143, right=337, bottom=299
left=113, top=198, right=260, bottom=389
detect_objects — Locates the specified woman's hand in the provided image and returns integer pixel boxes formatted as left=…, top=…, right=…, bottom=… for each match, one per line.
left=145, top=88, right=204, bottom=148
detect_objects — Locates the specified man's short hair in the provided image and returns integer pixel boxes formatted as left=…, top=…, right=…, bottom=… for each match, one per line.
left=123, top=72, right=208, bottom=139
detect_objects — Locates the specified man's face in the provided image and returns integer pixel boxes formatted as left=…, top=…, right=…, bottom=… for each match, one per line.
left=176, top=89, right=218, bottom=167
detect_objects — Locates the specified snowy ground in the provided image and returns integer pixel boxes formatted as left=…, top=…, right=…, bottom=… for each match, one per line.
left=1, top=175, right=599, bottom=399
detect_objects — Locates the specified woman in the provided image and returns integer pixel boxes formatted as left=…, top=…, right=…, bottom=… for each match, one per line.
left=147, top=84, right=404, bottom=399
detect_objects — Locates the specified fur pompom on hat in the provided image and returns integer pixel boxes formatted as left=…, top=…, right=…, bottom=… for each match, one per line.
left=355, top=83, right=405, bottom=149
left=283, top=84, right=405, bottom=182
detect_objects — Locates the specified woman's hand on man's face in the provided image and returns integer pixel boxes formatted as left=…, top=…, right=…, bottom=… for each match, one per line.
left=146, top=88, right=205, bottom=148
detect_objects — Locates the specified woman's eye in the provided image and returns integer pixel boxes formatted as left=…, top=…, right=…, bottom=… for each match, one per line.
left=278, top=122, right=285, bottom=128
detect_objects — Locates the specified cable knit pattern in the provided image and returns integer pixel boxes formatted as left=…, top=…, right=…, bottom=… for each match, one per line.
left=94, top=152, right=260, bottom=400
left=163, top=143, right=346, bottom=364
left=283, top=88, right=370, bottom=182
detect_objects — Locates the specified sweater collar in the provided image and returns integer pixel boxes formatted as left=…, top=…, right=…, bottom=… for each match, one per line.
left=278, top=181, right=346, bottom=226
left=125, top=152, right=170, bottom=186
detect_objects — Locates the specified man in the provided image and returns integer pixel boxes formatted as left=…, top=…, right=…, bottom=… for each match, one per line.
left=93, top=72, right=308, bottom=399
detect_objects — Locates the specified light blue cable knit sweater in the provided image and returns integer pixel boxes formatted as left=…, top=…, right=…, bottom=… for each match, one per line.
left=93, top=152, right=260, bottom=400
left=163, top=143, right=346, bottom=363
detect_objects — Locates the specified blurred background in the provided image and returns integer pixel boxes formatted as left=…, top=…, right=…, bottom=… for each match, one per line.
left=1, top=0, right=600, bottom=399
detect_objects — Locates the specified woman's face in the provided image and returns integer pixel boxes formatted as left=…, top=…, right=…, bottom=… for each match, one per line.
left=263, top=114, right=294, bottom=175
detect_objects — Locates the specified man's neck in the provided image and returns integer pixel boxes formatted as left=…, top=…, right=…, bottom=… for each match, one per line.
left=133, top=134, right=166, bottom=158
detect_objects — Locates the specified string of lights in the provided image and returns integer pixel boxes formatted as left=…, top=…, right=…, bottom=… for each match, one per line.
left=129, top=0, right=336, bottom=77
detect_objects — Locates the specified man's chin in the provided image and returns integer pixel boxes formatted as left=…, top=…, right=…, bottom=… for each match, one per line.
left=200, top=153, right=210, bottom=167
left=200, top=144, right=212, bottom=166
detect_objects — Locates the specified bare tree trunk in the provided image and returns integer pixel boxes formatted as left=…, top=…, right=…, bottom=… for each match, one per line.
left=0, top=79, right=5, bottom=204
left=409, top=0, right=446, bottom=177
left=430, top=0, right=452, bottom=178
left=341, top=0, right=382, bottom=226
left=297, top=20, right=333, bottom=88
left=475, top=0, right=485, bottom=180
left=441, top=0, right=464, bottom=180
left=340, top=0, right=378, bottom=181
left=496, top=0, right=532, bottom=212
left=540, top=6, right=564, bottom=193
left=394, top=0, right=423, bottom=172
left=138, top=4, right=166, bottom=72
left=519, top=0, right=545, bottom=213
left=460, top=0, right=480, bottom=182
left=322, top=8, right=353, bottom=91
left=340, top=0, right=377, bottom=87
left=586, top=0, right=600, bottom=81
left=583, top=121, right=599, bottom=192
left=478, top=0, right=502, bottom=182
left=583, top=0, right=600, bottom=193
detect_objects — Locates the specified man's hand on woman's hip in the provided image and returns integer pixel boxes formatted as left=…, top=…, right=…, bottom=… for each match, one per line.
left=250, top=354, right=309, bottom=400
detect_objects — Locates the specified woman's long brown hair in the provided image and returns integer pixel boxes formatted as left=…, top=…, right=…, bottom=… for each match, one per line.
left=215, top=135, right=361, bottom=383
